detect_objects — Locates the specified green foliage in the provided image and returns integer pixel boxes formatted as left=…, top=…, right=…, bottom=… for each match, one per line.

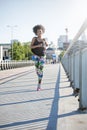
left=23, top=42, right=33, bottom=60
left=10, top=41, right=33, bottom=60
left=59, top=51, right=65, bottom=60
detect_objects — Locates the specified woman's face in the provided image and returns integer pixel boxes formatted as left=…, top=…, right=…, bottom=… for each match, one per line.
left=36, top=29, right=43, bottom=37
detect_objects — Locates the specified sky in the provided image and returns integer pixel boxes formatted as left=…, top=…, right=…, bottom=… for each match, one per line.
left=0, top=0, right=87, bottom=44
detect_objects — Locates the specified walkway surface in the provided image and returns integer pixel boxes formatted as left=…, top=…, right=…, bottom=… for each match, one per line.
left=0, top=64, right=87, bottom=130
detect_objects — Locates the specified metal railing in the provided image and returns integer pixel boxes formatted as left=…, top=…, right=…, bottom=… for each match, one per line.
left=0, top=60, right=34, bottom=70
left=62, top=18, right=87, bottom=111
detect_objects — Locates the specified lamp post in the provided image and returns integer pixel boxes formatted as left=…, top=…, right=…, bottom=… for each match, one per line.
left=7, top=25, right=17, bottom=60
left=65, top=28, right=68, bottom=43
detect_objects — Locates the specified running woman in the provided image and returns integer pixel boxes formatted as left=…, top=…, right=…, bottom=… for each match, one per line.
left=30, top=25, right=48, bottom=91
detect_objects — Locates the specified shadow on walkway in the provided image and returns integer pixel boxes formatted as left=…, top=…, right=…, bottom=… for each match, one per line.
left=0, top=97, right=53, bottom=107
left=46, top=65, right=60, bottom=130
left=0, top=70, right=34, bottom=85
left=0, top=110, right=81, bottom=129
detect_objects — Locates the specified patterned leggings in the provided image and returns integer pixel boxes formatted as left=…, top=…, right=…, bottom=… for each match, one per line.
left=35, top=56, right=45, bottom=81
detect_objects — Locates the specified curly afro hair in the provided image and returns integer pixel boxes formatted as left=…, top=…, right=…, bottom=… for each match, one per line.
left=33, top=25, right=45, bottom=35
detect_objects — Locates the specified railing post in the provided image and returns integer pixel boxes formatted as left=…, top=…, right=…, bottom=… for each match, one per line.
left=67, top=53, right=71, bottom=80
left=1, top=61, right=3, bottom=70
left=72, top=51, right=75, bottom=89
left=79, top=46, right=87, bottom=111
left=0, top=60, right=34, bottom=71
left=79, top=44, right=83, bottom=109
left=69, top=53, right=72, bottom=81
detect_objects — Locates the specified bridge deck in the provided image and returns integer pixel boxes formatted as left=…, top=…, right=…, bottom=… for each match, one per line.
left=0, top=64, right=87, bottom=130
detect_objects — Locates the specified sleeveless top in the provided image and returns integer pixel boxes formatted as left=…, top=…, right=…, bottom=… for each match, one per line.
left=31, top=37, right=46, bottom=56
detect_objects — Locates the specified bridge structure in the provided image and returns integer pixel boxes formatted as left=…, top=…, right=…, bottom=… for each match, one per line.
left=0, top=19, right=87, bottom=130
left=62, top=18, right=87, bottom=111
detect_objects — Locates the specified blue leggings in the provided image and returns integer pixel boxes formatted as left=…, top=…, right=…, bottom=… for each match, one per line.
left=35, top=56, right=45, bottom=80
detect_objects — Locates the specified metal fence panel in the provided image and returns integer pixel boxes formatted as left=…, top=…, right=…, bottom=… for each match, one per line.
left=82, top=48, right=87, bottom=107
left=74, top=51, right=80, bottom=89
left=71, top=54, right=74, bottom=81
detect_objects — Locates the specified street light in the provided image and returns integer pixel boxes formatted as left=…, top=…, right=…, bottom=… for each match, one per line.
left=7, top=25, right=18, bottom=60
left=65, top=28, right=68, bottom=43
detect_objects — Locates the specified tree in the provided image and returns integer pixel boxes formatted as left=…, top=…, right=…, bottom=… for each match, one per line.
left=23, top=42, right=33, bottom=60
left=9, top=41, right=33, bottom=60
left=59, top=51, right=65, bottom=61
left=12, top=42, right=25, bottom=60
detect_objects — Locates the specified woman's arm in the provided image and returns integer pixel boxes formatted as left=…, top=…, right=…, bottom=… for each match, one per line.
left=45, top=41, right=48, bottom=46
left=43, top=39, right=48, bottom=47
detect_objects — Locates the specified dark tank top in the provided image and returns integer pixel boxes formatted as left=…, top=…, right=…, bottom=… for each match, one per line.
left=31, top=38, right=45, bottom=56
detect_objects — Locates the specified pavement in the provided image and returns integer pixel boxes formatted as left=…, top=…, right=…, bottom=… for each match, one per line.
left=0, top=63, right=87, bottom=130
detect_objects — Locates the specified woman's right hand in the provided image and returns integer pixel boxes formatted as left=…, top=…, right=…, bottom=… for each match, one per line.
left=37, top=44, right=42, bottom=48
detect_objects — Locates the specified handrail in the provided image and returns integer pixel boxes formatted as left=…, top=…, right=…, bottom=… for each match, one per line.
left=64, top=18, right=87, bottom=56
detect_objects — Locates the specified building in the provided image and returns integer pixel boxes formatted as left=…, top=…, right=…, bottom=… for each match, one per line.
left=63, top=42, right=70, bottom=50
left=0, top=39, right=20, bottom=61
left=46, top=47, right=55, bottom=59
left=58, top=35, right=67, bottom=49
left=0, top=46, right=3, bottom=61
left=0, top=43, right=11, bottom=61
left=58, top=35, right=70, bottom=50
left=11, top=39, right=19, bottom=43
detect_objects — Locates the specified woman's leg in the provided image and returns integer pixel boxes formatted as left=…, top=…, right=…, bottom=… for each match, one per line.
left=37, top=63, right=44, bottom=89
left=35, top=57, right=44, bottom=90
